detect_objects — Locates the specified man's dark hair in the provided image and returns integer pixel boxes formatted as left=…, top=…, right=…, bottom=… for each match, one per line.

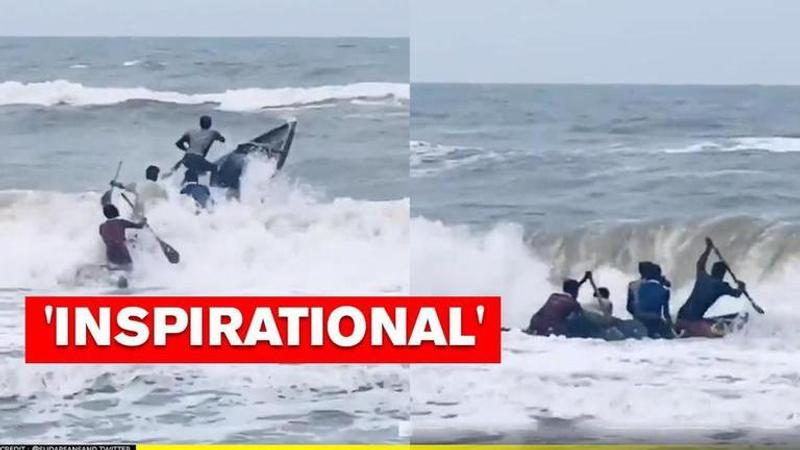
left=563, top=278, right=580, bottom=298
left=598, top=287, right=610, bottom=299
left=645, top=264, right=663, bottom=281
left=711, top=261, right=728, bottom=279
left=638, top=261, right=654, bottom=277
left=200, top=115, right=212, bottom=129
left=103, top=204, right=119, bottom=219
left=145, top=165, right=160, bottom=181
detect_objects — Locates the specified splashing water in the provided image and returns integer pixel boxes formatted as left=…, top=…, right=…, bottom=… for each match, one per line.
left=0, top=159, right=410, bottom=442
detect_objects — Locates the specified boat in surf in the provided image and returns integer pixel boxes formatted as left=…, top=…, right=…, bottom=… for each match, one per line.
left=210, top=119, right=297, bottom=191
left=503, top=311, right=749, bottom=341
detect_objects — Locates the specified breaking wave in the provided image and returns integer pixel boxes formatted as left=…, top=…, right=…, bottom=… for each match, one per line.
left=0, top=159, right=409, bottom=294
left=411, top=216, right=799, bottom=335
left=663, top=137, right=800, bottom=154
left=0, top=80, right=410, bottom=111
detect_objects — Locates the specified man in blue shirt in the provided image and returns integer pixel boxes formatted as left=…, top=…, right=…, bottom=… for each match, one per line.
left=632, top=263, right=673, bottom=339
left=676, top=238, right=745, bottom=337
left=180, top=170, right=212, bottom=209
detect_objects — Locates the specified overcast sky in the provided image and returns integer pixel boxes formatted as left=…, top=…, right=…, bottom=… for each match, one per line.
left=0, top=0, right=407, bottom=37
left=412, top=0, right=800, bottom=84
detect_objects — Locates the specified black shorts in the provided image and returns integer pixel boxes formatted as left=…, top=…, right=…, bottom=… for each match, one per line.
left=182, top=153, right=217, bottom=175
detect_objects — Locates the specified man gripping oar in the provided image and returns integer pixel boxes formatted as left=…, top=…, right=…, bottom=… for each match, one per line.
left=675, top=237, right=757, bottom=338
left=99, top=203, right=147, bottom=272
left=109, top=165, right=167, bottom=221
left=711, top=243, right=765, bottom=315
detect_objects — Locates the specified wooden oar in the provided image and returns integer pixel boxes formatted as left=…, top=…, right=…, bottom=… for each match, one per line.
left=711, top=242, right=765, bottom=315
left=162, top=157, right=184, bottom=178
left=101, top=161, right=123, bottom=206
left=586, top=273, right=599, bottom=297
left=120, top=193, right=180, bottom=264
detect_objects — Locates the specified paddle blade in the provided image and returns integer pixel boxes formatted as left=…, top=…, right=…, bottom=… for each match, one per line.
left=743, top=292, right=765, bottom=315
left=157, top=238, right=180, bottom=264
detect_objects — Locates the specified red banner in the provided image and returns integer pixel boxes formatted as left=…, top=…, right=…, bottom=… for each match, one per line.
left=25, top=296, right=501, bottom=363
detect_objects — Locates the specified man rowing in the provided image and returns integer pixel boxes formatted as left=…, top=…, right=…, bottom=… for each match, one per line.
left=110, top=165, right=167, bottom=221
left=676, top=237, right=746, bottom=337
left=527, top=277, right=586, bottom=336
left=99, top=204, right=147, bottom=271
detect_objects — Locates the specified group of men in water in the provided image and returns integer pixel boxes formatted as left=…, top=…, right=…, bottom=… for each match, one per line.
left=528, top=237, right=748, bottom=339
left=98, top=115, right=226, bottom=271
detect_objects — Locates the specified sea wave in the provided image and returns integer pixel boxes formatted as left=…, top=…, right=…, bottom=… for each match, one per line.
left=412, top=216, right=799, bottom=332
left=663, top=137, right=800, bottom=154
left=0, top=79, right=410, bottom=111
left=410, top=140, right=505, bottom=177
left=0, top=160, right=410, bottom=441
left=0, top=159, right=409, bottom=294
left=410, top=215, right=800, bottom=439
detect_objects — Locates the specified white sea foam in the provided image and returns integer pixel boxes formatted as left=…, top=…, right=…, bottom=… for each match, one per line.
left=0, top=79, right=410, bottom=111
left=410, top=216, right=800, bottom=440
left=0, top=161, right=409, bottom=294
left=664, top=137, right=800, bottom=154
left=410, top=140, right=505, bottom=177
left=0, top=161, right=410, bottom=441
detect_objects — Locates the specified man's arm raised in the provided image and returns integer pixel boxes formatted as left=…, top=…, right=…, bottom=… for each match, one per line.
left=697, top=237, right=713, bottom=275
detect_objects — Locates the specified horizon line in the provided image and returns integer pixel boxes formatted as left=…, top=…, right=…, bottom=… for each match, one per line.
left=412, top=80, right=800, bottom=87
left=0, top=35, right=408, bottom=39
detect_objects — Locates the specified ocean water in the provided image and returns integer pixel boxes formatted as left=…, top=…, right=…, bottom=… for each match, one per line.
left=410, top=83, right=800, bottom=443
left=0, top=37, right=409, bottom=442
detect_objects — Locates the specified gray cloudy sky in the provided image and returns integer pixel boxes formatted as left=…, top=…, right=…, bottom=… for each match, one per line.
left=0, top=0, right=407, bottom=37
left=412, top=0, right=800, bottom=84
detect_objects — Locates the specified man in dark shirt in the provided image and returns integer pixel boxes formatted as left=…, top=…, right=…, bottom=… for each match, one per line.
left=99, top=204, right=146, bottom=270
left=676, top=237, right=745, bottom=337
left=528, top=278, right=585, bottom=336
